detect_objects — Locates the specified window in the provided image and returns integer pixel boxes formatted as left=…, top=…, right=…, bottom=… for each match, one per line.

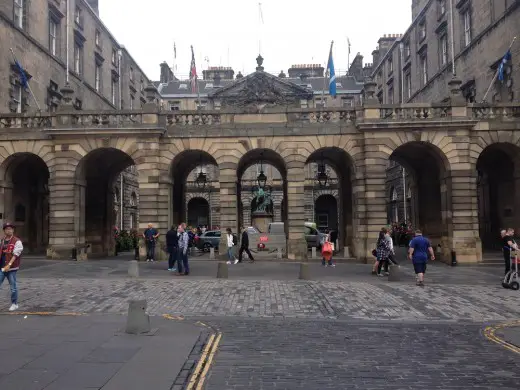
left=95, top=30, right=100, bottom=47
left=463, top=11, right=471, bottom=46
left=49, top=18, right=58, bottom=56
left=440, top=34, right=448, bottom=65
left=169, top=101, right=181, bottom=110
left=13, top=0, right=24, bottom=29
left=388, top=58, right=393, bottom=74
left=74, top=6, right=82, bottom=27
left=420, top=55, right=428, bottom=85
left=95, top=63, right=101, bottom=91
left=111, top=49, right=117, bottom=66
left=439, top=0, right=446, bottom=15
left=405, top=72, right=412, bottom=100
left=73, top=43, right=82, bottom=74
left=205, top=83, right=213, bottom=89
left=130, top=67, right=134, bottom=82
left=179, top=83, right=188, bottom=90
left=130, top=95, right=135, bottom=109
left=47, top=80, right=59, bottom=112
left=336, top=82, right=343, bottom=88
left=391, top=188, right=398, bottom=201
left=111, top=78, right=117, bottom=105
left=13, top=83, right=22, bottom=113
left=74, top=98, right=82, bottom=110
left=418, top=21, right=426, bottom=41
left=130, top=192, right=137, bottom=206
left=388, top=85, right=394, bottom=104
left=404, top=41, right=410, bottom=58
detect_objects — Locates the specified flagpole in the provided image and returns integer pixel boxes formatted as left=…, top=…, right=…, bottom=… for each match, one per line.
left=321, top=41, right=334, bottom=109
left=66, top=0, right=70, bottom=83
left=258, top=3, right=264, bottom=55
left=191, top=45, right=202, bottom=109
left=9, top=48, right=41, bottom=111
left=481, top=36, right=516, bottom=103
left=346, top=37, right=350, bottom=75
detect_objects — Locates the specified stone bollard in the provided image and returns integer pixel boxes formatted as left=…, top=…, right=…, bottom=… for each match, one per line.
left=209, top=247, right=215, bottom=260
left=125, top=300, right=150, bottom=334
left=388, top=265, right=400, bottom=282
left=217, top=262, right=228, bottom=279
left=128, top=260, right=139, bottom=278
left=311, top=247, right=317, bottom=259
left=277, top=247, right=282, bottom=259
left=299, top=262, right=311, bottom=280
left=344, top=246, right=350, bottom=258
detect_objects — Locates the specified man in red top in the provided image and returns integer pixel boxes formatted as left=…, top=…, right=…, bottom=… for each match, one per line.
left=0, top=222, right=24, bottom=311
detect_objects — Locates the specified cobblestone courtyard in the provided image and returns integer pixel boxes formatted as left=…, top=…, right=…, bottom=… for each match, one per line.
left=1, top=259, right=519, bottom=389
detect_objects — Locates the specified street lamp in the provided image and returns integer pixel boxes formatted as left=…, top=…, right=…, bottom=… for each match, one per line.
left=316, top=154, right=329, bottom=187
left=256, top=152, right=267, bottom=189
left=195, top=154, right=207, bottom=189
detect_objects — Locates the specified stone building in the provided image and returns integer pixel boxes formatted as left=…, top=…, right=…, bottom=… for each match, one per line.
left=0, top=0, right=150, bottom=245
left=1, top=57, right=519, bottom=264
left=373, top=0, right=520, bottom=230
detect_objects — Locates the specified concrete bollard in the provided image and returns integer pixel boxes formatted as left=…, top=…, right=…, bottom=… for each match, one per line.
left=344, top=246, right=350, bottom=258
left=388, top=265, right=400, bottom=282
left=299, top=263, right=311, bottom=280
left=128, top=260, right=139, bottom=278
left=209, top=247, right=215, bottom=260
left=125, top=300, right=150, bottom=334
left=217, top=262, right=228, bottom=279
left=311, top=247, right=317, bottom=259
left=277, top=247, right=282, bottom=259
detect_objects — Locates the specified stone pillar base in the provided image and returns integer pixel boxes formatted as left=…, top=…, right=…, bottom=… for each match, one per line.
left=46, top=246, right=87, bottom=261
left=351, top=237, right=368, bottom=263
left=446, top=236, right=483, bottom=264
left=287, top=237, right=307, bottom=261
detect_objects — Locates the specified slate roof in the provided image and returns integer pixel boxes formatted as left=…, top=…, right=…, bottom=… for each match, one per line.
left=157, top=73, right=363, bottom=98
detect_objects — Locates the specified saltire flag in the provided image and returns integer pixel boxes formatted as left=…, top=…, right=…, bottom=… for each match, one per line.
left=327, top=41, right=336, bottom=97
left=498, top=49, right=511, bottom=82
left=174, top=42, right=177, bottom=59
left=189, top=45, right=197, bottom=93
left=14, top=59, right=30, bottom=89
left=347, top=37, right=351, bottom=54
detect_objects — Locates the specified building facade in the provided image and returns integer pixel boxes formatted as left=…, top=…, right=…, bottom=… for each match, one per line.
left=0, top=0, right=150, bottom=241
left=1, top=66, right=519, bottom=264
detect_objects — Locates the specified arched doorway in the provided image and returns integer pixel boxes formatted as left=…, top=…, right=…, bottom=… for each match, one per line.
left=305, top=147, right=354, bottom=252
left=314, top=194, right=338, bottom=232
left=477, top=143, right=520, bottom=250
left=187, top=197, right=210, bottom=227
left=75, top=148, right=136, bottom=257
left=388, top=141, right=450, bottom=248
left=170, top=150, right=218, bottom=228
left=0, top=153, right=49, bottom=253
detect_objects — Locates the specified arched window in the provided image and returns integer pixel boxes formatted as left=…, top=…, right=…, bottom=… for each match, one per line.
left=130, top=192, right=137, bottom=207
left=407, top=186, right=412, bottom=199
left=391, top=187, right=398, bottom=201
left=114, top=188, right=120, bottom=204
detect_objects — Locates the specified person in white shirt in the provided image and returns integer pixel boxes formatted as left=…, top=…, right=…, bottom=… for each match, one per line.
left=226, top=228, right=238, bottom=265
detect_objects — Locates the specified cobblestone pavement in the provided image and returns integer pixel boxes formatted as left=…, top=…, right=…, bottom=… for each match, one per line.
left=201, top=318, right=520, bottom=389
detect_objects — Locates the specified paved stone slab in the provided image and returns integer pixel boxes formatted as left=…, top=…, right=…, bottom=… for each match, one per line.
left=0, top=315, right=204, bottom=390
left=201, top=318, right=520, bottom=390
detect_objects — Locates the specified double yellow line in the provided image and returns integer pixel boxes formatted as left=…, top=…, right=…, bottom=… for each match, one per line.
left=186, top=332, right=222, bottom=390
left=484, top=320, right=520, bottom=354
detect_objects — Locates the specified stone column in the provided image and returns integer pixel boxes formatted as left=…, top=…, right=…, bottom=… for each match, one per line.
left=218, top=165, right=238, bottom=255
left=47, top=176, right=79, bottom=259
left=286, top=163, right=307, bottom=260
left=448, top=169, right=482, bottom=263
left=0, top=180, right=13, bottom=226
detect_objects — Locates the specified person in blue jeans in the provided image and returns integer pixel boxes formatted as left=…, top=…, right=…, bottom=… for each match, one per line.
left=177, top=223, right=190, bottom=276
left=143, top=223, right=159, bottom=262
left=408, top=229, right=435, bottom=287
left=0, top=222, right=24, bottom=311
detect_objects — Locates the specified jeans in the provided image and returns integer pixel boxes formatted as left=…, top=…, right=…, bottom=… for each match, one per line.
left=0, top=270, right=17, bottom=304
left=168, top=246, right=178, bottom=269
left=227, top=247, right=235, bottom=261
left=146, top=241, right=156, bottom=260
left=504, top=249, right=511, bottom=275
left=377, top=258, right=389, bottom=274
left=177, top=249, right=189, bottom=274
left=238, top=247, right=254, bottom=262
left=322, top=257, right=333, bottom=266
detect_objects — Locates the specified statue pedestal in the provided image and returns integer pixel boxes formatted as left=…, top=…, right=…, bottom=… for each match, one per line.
left=251, top=212, right=273, bottom=233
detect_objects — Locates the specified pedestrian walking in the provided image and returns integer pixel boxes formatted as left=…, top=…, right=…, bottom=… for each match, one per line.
left=143, top=223, right=159, bottom=262
left=0, top=222, right=23, bottom=311
left=376, top=227, right=393, bottom=276
left=226, top=228, right=238, bottom=265
left=408, top=229, right=435, bottom=287
left=502, top=228, right=518, bottom=276
left=176, top=224, right=190, bottom=275
left=166, top=225, right=179, bottom=271
left=238, top=226, right=254, bottom=263
left=321, top=229, right=335, bottom=267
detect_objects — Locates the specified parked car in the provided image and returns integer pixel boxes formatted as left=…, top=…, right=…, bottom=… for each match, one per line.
left=196, top=230, right=238, bottom=252
left=268, top=222, right=325, bottom=248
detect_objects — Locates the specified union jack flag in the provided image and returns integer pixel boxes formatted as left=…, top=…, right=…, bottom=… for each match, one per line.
left=190, top=45, right=197, bottom=93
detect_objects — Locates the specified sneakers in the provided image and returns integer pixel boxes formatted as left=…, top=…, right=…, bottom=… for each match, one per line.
left=9, top=304, right=18, bottom=312
left=234, top=259, right=239, bottom=265
left=168, top=268, right=177, bottom=272
left=226, top=260, right=231, bottom=264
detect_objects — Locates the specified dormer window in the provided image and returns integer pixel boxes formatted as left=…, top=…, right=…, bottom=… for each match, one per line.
left=336, top=82, right=343, bottom=88
left=179, top=84, right=188, bottom=90
left=205, top=83, right=213, bottom=89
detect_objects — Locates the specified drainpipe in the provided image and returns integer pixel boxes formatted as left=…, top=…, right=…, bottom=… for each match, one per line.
left=120, top=174, right=123, bottom=230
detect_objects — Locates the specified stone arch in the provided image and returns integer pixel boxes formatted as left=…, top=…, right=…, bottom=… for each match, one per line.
left=0, top=141, right=54, bottom=181
left=0, top=151, right=51, bottom=253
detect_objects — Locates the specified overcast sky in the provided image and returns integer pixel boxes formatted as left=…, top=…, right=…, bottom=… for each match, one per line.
left=99, top=0, right=412, bottom=81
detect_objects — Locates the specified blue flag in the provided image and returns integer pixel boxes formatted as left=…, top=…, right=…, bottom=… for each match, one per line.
left=498, top=50, right=511, bottom=82
left=14, top=60, right=29, bottom=89
left=327, top=44, right=336, bottom=97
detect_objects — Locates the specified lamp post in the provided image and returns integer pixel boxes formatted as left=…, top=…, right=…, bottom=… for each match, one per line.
left=256, top=152, right=267, bottom=189
left=316, top=154, right=329, bottom=188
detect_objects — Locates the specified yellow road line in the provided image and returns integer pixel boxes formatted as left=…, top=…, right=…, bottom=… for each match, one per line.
left=1, top=311, right=82, bottom=316
left=196, top=332, right=222, bottom=390
left=484, top=320, right=520, bottom=355
left=162, top=314, right=184, bottom=321
left=186, top=333, right=216, bottom=390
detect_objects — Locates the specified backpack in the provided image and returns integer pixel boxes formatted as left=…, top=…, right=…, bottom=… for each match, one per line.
left=232, top=234, right=237, bottom=246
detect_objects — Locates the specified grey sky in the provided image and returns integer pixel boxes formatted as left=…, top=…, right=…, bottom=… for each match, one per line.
left=99, top=0, right=412, bottom=81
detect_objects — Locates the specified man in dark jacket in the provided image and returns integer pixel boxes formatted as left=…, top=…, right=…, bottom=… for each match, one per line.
left=238, top=227, right=254, bottom=263
left=166, top=225, right=179, bottom=271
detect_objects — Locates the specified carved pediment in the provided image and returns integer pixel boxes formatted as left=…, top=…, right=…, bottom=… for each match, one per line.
left=209, top=71, right=313, bottom=109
